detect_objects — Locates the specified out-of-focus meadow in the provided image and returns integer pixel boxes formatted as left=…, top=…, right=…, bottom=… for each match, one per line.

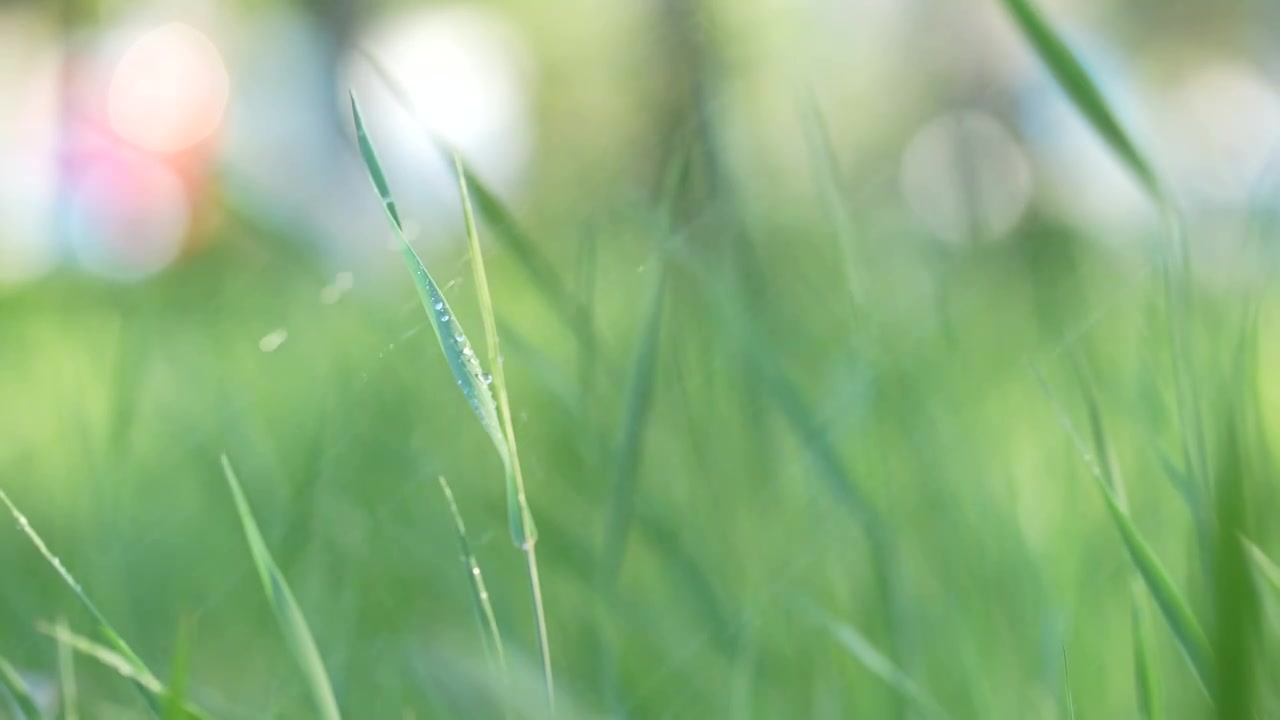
left=2, top=0, right=1279, bottom=717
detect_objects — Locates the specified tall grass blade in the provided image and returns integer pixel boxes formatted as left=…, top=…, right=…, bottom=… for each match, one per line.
left=55, top=617, right=78, bottom=720
left=162, top=619, right=193, bottom=720
left=0, top=489, right=167, bottom=716
left=600, top=269, right=667, bottom=580
left=220, top=455, right=341, bottom=720
left=0, top=655, right=43, bottom=720
left=1132, top=594, right=1162, bottom=720
left=1061, top=645, right=1075, bottom=720
left=999, top=0, right=1161, bottom=200
left=350, top=94, right=510, bottom=514
left=1244, top=540, right=1280, bottom=600
left=354, top=52, right=593, bottom=349
left=1034, top=369, right=1213, bottom=692
left=350, top=94, right=553, bottom=706
left=437, top=476, right=506, bottom=677
left=452, top=151, right=554, bottom=706
left=1211, top=416, right=1259, bottom=717
left=800, top=96, right=860, bottom=305
left=818, top=611, right=947, bottom=720
left=34, top=623, right=206, bottom=720
left=1002, top=0, right=1209, bottom=496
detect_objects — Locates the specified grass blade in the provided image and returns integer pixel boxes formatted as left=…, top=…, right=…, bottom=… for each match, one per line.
left=1061, top=645, right=1075, bottom=720
left=34, top=624, right=206, bottom=720
left=0, top=655, right=44, bottom=720
left=350, top=93, right=510, bottom=506
left=437, top=476, right=506, bottom=677
left=354, top=51, right=593, bottom=351
left=55, top=617, right=78, bottom=720
left=1034, top=368, right=1213, bottom=692
left=162, top=619, right=193, bottom=720
left=452, top=152, right=554, bottom=706
left=817, top=611, right=947, bottom=720
left=351, top=94, right=553, bottom=706
left=1000, top=0, right=1161, bottom=200
left=220, top=455, right=341, bottom=720
left=600, top=268, right=667, bottom=581
left=1132, top=593, right=1162, bottom=720
left=0, top=489, right=171, bottom=717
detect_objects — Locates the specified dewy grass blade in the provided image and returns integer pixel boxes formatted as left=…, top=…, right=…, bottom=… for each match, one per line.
left=354, top=53, right=593, bottom=351
left=221, top=455, right=341, bottom=720
left=437, top=476, right=507, bottom=678
left=0, top=654, right=43, bottom=720
left=1033, top=368, right=1214, bottom=694
left=34, top=623, right=207, bottom=720
left=351, top=94, right=553, bottom=707
left=452, top=152, right=554, bottom=707
left=0, top=489, right=179, bottom=717
left=350, top=94, right=509, bottom=481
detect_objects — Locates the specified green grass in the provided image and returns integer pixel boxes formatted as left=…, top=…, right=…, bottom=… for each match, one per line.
left=0, top=1, right=1276, bottom=717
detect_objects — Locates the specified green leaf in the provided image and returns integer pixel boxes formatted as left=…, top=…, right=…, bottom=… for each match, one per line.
left=221, top=455, right=341, bottom=720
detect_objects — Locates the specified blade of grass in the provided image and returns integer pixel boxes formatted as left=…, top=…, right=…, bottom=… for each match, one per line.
left=1033, top=368, right=1213, bottom=693
left=33, top=623, right=206, bottom=720
left=55, top=617, right=77, bottom=720
left=999, top=0, right=1160, bottom=200
left=800, top=95, right=861, bottom=307
left=220, top=455, right=341, bottom=720
left=1061, top=645, right=1076, bottom=720
left=599, top=268, right=667, bottom=582
left=452, top=151, right=553, bottom=707
left=162, top=619, right=193, bottom=720
left=0, top=655, right=43, bottom=720
left=437, top=476, right=506, bottom=678
left=1210, top=418, right=1256, bottom=720
left=353, top=51, right=594, bottom=353
left=0, top=489, right=169, bottom=717
left=350, top=94, right=553, bottom=706
left=1002, top=0, right=1209, bottom=531
left=815, top=610, right=948, bottom=720
left=1132, top=593, right=1162, bottom=720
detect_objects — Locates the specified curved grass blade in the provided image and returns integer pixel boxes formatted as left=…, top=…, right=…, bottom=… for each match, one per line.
left=220, top=455, right=341, bottom=720
left=353, top=51, right=593, bottom=351
left=453, top=152, right=554, bottom=706
left=1033, top=368, right=1213, bottom=693
left=350, top=93, right=509, bottom=492
left=163, top=619, right=193, bottom=720
left=351, top=94, right=553, bottom=706
left=600, top=268, right=667, bottom=582
left=1132, top=593, right=1162, bottom=720
left=815, top=610, right=948, bottom=720
left=0, top=655, right=43, bottom=720
left=437, top=476, right=506, bottom=677
left=33, top=623, right=206, bottom=720
left=0, top=489, right=170, bottom=717
left=1000, top=0, right=1161, bottom=201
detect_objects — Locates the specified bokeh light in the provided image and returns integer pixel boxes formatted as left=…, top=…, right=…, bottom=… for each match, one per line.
left=900, top=111, right=1033, bottom=245
left=107, top=22, right=230, bottom=154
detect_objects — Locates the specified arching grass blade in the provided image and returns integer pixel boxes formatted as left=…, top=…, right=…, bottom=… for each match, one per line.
left=220, top=455, right=341, bottom=720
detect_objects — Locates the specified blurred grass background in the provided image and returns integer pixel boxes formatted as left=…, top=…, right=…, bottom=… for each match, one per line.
left=1, top=0, right=1279, bottom=717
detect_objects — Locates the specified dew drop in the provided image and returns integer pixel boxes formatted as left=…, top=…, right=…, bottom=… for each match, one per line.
left=481, top=372, right=493, bottom=385
left=433, top=300, right=445, bottom=311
